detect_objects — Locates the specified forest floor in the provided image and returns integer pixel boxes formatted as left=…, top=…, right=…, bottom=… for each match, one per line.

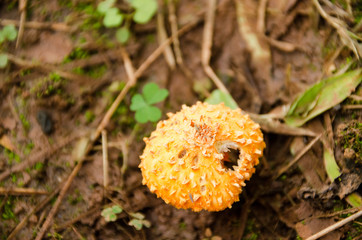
left=0, top=0, right=361, bottom=239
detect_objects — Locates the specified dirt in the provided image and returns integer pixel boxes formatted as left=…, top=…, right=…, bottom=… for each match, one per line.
left=0, top=0, right=361, bottom=239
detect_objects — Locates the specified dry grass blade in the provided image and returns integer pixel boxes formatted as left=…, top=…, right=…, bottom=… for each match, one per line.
left=202, top=0, right=230, bottom=94
left=16, top=0, right=27, bottom=48
left=0, top=187, right=48, bottom=195
left=7, top=185, right=61, bottom=240
left=312, top=0, right=361, bottom=59
left=168, top=0, right=184, bottom=65
left=275, top=134, right=322, bottom=179
left=102, top=130, right=109, bottom=188
left=157, top=4, right=176, bottom=69
left=0, top=19, right=73, bottom=32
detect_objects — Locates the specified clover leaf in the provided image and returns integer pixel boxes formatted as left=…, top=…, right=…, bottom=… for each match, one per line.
left=97, top=0, right=115, bottom=14
left=101, top=205, right=123, bottom=222
left=130, top=83, right=169, bottom=123
left=0, top=54, right=8, bottom=68
left=116, top=27, right=131, bottom=44
left=130, top=0, right=157, bottom=24
left=128, top=218, right=151, bottom=230
left=103, top=8, right=123, bottom=28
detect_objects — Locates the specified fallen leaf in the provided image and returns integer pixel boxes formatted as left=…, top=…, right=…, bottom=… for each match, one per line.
left=285, top=68, right=362, bottom=127
left=0, top=135, right=15, bottom=151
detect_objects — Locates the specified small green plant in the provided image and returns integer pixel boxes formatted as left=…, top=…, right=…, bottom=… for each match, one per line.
left=101, top=205, right=123, bottom=222
left=0, top=24, right=17, bottom=68
left=205, top=89, right=238, bottom=110
left=128, top=212, right=151, bottom=230
left=97, top=0, right=157, bottom=44
left=130, top=82, right=169, bottom=123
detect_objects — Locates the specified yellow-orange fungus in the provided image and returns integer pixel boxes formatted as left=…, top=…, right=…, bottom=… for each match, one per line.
left=139, top=102, right=265, bottom=211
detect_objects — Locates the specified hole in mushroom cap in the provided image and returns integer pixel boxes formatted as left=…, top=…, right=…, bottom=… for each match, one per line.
left=178, top=149, right=187, bottom=158
left=222, top=148, right=240, bottom=170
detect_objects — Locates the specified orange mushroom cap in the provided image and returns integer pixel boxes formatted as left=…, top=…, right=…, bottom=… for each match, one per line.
left=139, top=102, right=265, bottom=211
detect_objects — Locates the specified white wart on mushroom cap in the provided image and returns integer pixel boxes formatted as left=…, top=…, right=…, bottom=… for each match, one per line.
left=139, top=102, right=265, bottom=211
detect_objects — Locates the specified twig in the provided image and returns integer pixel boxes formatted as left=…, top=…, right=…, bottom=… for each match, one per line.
left=275, top=133, right=322, bottom=178
left=306, top=210, right=362, bottom=240
left=71, top=225, right=85, bottom=240
left=202, top=0, right=230, bottom=94
left=0, top=187, right=48, bottom=195
left=342, top=105, right=362, bottom=110
left=256, top=0, right=268, bottom=33
left=7, top=185, right=61, bottom=240
left=266, top=37, right=299, bottom=52
left=157, top=3, right=176, bottom=69
left=0, top=19, right=73, bottom=32
left=168, top=0, right=184, bottom=65
left=34, top=157, right=85, bottom=240
left=93, top=47, right=136, bottom=141
left=16, top=0, right=27, bottom=48
left=102, top=130, right=109, bottom=188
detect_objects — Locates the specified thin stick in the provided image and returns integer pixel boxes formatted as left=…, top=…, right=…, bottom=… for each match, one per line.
left=0, top=187, right=48, bottom=195
left=0, top=19, right=72, bottom=32
left=168, top=0, right=184, bottom=65
left=7, top=185, right=61, bottom=240
left=256, top=0, right=268, bottom=33
left=342, top=105, right=362, bottom=110
left=157, top=4, right=176, bottom=69
left=34, top=159, right=84, bottom=240
left=71, top=225, right=85, bottom=240
left=306, top=210, right=362, bottom=240
left=16, top=0, right=27, bottom=48
left=102, top=130, right=109, bottom=188
left=275, top=134, right=322, bottom=178
left=201, top=0, right=230, bottom=94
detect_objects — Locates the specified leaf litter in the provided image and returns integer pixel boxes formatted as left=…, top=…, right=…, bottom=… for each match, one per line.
left=0, top=0, right=361, bottom=239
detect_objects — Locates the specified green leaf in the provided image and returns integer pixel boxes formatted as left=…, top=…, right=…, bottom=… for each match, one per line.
left=129, top=212, right=145, bottom=220
left=143, top=82, right=169, bottom=105
left=346, top=193, right=362, bottom=207
left=142, top=219, right=151, bottom=228
left=205, top=89, right=239, bottom=109
left=130, top=0, right=157, bottom=24
left=103, top=8, right=123, bottom=28
left=0, top=31, right=6, bottom=43
left=129, top=219, right=143, bottom=230
left=101, top=208, right=116, bottom=222
left=323, top=147, right=341, bottom=182
left=285, top=69, right=362, bottom=127
left=134, top=105, right=161, bottom=123
left=0, top=53, right=8, bottom=68
left=97, top=0, right=115, bottom=14
left=116, top=27, right=131, bottom=44
left=2, top=25, right=17, bottom=41
left=111, top=205, right=123, bottom=214
left=130, top=94, right=148, bottom=111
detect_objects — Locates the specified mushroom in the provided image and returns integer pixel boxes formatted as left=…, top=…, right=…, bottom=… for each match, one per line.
left=139, top=102, right=265, bottom=211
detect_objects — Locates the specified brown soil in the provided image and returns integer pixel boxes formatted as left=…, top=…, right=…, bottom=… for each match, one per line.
left=0, top=0, right=361, bottom=239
